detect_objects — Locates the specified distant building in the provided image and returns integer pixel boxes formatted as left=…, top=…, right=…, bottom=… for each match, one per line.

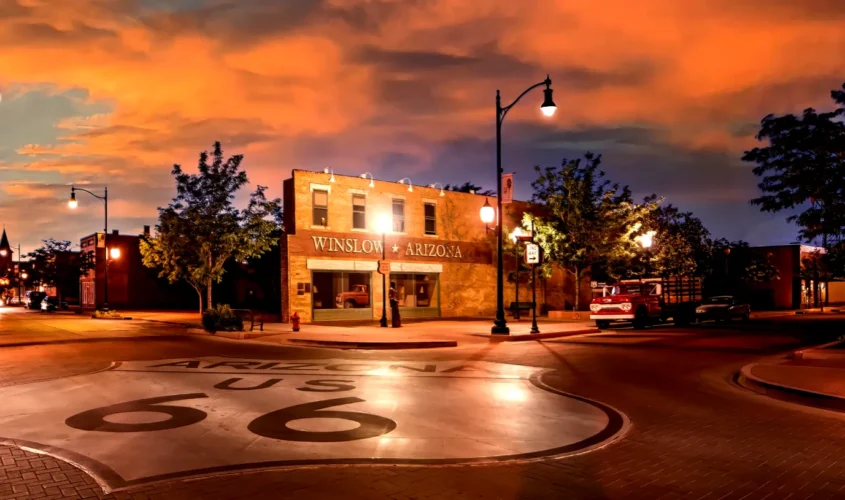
left=79, top=226, right=194, bottom=310
left=742, top=244, right=843, bottom=309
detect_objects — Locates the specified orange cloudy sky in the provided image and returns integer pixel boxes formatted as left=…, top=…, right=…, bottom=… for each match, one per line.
left=1, top=0, right=844, bottom=251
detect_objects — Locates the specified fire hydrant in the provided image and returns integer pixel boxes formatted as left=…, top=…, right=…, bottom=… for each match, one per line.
left=291, top=312, right=301, bottom=332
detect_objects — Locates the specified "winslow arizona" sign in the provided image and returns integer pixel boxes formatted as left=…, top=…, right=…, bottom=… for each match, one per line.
left=292, top=230, right=491, bottom=263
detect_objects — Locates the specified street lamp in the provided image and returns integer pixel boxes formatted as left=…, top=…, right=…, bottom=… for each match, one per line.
left=324, top=168, right=335, bottom=183
left=110, top=247, right=121, bottom=260
left=635, top=230, right=656, bottom=276
left=488, top=76, right=556, bottom=335
left=69, top=185, right=111, bottom=310
left=376, top=213, right=392, bottom=328
left=480, top=198, right=495, bottom=233
left=360, top=172, right=375, bottom=188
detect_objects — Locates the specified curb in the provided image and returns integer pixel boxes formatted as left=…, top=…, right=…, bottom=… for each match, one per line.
left=0, top=334, right=194, bottom=349
left=480, top=328, right=600, bottom=342
left=286, top=339, right=458, bottom=350
left=737, top=363, right=845, bottom=413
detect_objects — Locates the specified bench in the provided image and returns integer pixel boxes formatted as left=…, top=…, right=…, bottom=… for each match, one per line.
left=231, top=309, right=264, bottom=332
left=508, top=301, right=534, bottom=317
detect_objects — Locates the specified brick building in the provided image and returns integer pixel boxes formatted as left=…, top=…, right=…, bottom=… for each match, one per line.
left=280, top=170, right=586, bottom=323
left=79, top=227, right=194, bottom=310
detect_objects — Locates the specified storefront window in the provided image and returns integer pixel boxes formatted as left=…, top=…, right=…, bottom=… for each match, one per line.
left=391, top=273, right=438, bottom=309
left=312, top=271, right=372, bottom=310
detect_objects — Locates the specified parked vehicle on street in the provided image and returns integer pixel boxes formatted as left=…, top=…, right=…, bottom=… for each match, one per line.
left=590, top=277, right=703, bottom=329
left=40, top=296, right=60, bottom=312
left=336, top=284, right=370, bottom=309
left=695, top=295, right=750, bottom=322
left=24, top=291, right=47, bottom=310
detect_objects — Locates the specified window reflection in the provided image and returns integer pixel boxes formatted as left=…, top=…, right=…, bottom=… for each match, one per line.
left=391, top=273, right=438, bottom=308
left=312, top=272, right=372, bottom=310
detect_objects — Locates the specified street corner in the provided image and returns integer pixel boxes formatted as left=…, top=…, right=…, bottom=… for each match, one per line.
left=0, top=357, right=629, bottom=492
left=737, top=340, right=845, bottom=412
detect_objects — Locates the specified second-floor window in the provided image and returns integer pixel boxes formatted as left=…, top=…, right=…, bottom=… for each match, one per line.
left=313, top=189, right=329, bottom=226
left=392, top=198, right=405, bottom=232
left=352, top=194, right=366, bottom=229
left=424, top=203, right=436, bottom=235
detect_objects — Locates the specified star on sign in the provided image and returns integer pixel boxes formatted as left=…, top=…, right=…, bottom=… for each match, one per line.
left=392, top=244, right=400, bottom=253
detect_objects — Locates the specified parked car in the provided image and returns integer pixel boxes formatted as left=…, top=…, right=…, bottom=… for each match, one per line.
left=40, top=296, right=60, bottom=312
left=695, top=296, right=750, bottom=322
left=336, top=284, right=370, bottom=309
left=24, top=291, right=47, bottom=310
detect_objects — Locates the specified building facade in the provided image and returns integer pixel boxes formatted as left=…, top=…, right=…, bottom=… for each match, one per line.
left=280, top=170, right=585, bottom=323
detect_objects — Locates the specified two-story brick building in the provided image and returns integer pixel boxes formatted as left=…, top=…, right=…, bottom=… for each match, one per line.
left=280, top=170, right=585, bottom=323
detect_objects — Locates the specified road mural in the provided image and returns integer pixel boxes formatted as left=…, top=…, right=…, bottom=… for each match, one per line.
left=0, top=358, right=629, bottom=491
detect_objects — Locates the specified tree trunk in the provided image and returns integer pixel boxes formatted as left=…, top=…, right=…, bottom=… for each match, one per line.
left=206, top=278, right=213, bottom=310
left=574, top=265, right=581, bottom=311
left=190, top=282, right=203, bottom=315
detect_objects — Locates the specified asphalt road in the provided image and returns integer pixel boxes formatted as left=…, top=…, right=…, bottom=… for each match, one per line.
left=1, top=313, right=844, bottom=499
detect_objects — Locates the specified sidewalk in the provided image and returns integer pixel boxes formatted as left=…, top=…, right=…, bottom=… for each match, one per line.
left=0, top=308, right=198, bottom=348
left=738, top=340, right=845, bottom=411
left=233, top=320, right=599, bottom=349
left=125, top=311, right=599, bottom=349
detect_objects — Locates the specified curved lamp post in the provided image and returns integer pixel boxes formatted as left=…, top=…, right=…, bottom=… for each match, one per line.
left=69, top=186, right=111, bottom=310
left=360, top=172, right=375, bottom=188
left=428, top=183, right=446, bottom=197
left=398, top=178, right=413, bottom=192
left=488, top=76, right=556, bottom=335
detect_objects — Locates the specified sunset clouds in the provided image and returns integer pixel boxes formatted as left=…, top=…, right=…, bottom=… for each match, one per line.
left=1, top=0, right=843, bottom=250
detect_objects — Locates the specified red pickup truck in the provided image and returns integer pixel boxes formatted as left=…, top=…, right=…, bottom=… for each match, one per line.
left=336, top=284, right=370, bottom=309
left=589, top=277, right=702, bottom=329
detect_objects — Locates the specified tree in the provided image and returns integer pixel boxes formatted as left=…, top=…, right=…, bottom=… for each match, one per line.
left=26, top=239, right=94, bottom=302
left=636, top=199, right=712, bottom=278
left=743, top=84, right=845, bottom=248
left=528, top=153, right=657, bottom=311
left=444, top=182, right=495, bottom=196
left=140, top=142, right=282, bottom=314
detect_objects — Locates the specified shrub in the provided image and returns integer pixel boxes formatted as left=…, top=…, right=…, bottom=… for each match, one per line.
left=202, top=304, right=243, bottom=333
left=92, top=309, right=122, bottom=319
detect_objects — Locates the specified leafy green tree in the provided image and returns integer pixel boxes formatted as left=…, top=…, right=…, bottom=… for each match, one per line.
left=140, top=142, right=282, bottom=314
left=528, top=153, right=657, bottom=311
left=743, top=84, right=845, bottom=248
left=26, top=239, right=94, bottom=303
left=444, top=182, right=495, bottom=196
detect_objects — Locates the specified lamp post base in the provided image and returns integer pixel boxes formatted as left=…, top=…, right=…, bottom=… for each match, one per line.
left=380, top=316, right=388, bottom=328
left=491, top=322, right=510, bottom=335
